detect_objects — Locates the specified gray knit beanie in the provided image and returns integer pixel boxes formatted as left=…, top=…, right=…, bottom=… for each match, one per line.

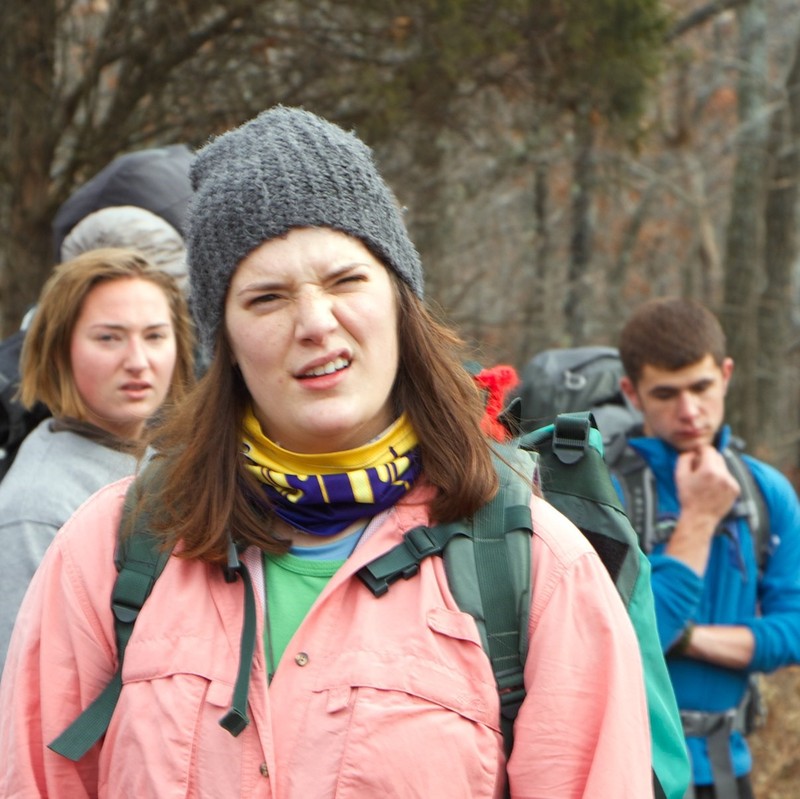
left=186, top=106, right=424, bottom=353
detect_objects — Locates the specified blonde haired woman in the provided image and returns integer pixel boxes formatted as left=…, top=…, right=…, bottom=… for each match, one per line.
left=0, top=248, right=194, bottom=665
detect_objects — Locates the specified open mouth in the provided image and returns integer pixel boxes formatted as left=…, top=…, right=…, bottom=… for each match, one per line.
left=300, top=357, right=351, bottom=378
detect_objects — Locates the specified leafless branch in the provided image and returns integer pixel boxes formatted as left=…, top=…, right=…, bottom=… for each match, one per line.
left=666, top=0, right=749, bottom=42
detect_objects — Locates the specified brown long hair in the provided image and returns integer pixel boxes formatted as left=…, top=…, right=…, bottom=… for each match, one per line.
left=145, top=278, right=498, bottom=563
left=19, top=248, right=195, bottom=420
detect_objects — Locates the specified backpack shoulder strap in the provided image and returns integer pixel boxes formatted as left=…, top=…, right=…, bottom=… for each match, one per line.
left=48, top=466, right=172, bottom=761
left=50, top=464, right=259, bottom=762
left=608, top=444, right=661, bottom=553
left=357, top=447, right=535, bottom=765
left=722, top=447, right=770, bottom=572
left=444, top=447, right=534, bottom=759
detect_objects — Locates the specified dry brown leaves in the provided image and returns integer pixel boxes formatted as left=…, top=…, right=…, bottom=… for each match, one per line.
left=749, top=666, right=800, bottom=798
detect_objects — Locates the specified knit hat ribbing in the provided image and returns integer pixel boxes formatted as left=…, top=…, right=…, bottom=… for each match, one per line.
left=186, top=106, right=424, bottom=353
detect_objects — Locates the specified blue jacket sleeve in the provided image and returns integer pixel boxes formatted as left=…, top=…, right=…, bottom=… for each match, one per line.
left=742, top=457, right=800, bottom=673
left=648, top=554, right=704, bottom=652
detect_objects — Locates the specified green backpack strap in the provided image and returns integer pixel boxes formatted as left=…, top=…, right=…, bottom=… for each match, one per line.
left=357, top=449, right=534, bottom=765
left=48, top=472, right=171, bottom=761
left=49, top=468, right=258, bottom=761
left=443, top=449, right=534, bottom=761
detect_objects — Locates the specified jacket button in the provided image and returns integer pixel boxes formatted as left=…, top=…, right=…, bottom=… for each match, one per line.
left=294, top=652, right=309, bottom=666
left=259, top=762, right=269, bottom=777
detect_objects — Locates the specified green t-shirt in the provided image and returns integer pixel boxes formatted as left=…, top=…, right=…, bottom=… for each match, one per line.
left=262, top=551, right=343, bottom=678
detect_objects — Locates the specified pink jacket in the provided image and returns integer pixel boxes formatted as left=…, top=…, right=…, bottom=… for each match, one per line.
left=0, top=477, right=652, bottom=798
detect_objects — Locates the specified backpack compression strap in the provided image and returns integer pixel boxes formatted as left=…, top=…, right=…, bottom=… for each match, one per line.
left=522, top=413, right=640, bottom=606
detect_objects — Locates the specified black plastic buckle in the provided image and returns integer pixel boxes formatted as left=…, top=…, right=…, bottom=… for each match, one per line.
left=111, top=599, right=141, bottom=625
left=358, top=567, right=394, bottom=597
left=404, top=526, right=442, bottom=560
left=552, top=414, right=592, bottom=465
left=496, top=666, right=526, bottom=721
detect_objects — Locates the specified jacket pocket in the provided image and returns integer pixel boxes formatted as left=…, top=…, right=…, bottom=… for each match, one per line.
left=98, top=634, right=258, bottom=799
left=307, top=608, right=504, bottom=798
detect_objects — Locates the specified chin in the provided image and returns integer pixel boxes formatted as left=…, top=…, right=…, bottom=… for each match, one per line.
left=672, top=435, right=712, bottom=451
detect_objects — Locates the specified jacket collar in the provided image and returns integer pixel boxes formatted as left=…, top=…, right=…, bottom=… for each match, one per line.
left=628, top=423, right=732, bottom=472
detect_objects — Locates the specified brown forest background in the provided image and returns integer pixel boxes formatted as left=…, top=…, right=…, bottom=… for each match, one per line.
left=2, top=0, right=800, bottom=794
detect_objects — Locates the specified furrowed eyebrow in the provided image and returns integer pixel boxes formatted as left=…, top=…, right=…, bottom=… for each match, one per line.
left=234, top=261, right=374, bottom=296
left=330, top=261, right=372, bottom=274
left=235, top=280, right=284, bottom=296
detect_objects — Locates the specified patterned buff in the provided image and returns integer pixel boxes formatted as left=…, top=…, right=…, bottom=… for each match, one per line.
left=242, top=408, right=422, bottom=537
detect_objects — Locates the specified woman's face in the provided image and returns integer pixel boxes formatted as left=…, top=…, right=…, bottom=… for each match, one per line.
left=69, top=277, right=177, bottom=439
left=225, top=227, right=400, bottom=453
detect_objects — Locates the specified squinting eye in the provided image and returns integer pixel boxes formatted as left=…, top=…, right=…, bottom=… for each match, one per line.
left=251, top=293, right=281, bottom=305
left=337, top=274, right=366, bottom=285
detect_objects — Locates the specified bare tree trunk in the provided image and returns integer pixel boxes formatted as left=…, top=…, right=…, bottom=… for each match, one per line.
left=757, top=23, right=800, bottom=467
left=564, top=106, right=595, bottom=345
left=608, top=184, right=656, bottom=324
left=512, top=156, right=554, bottom=365
left=0, top=1, right=59, bottom=333
left=721, top=0, right=769, bottom=448
left=0, top=1, right=277, bottom=335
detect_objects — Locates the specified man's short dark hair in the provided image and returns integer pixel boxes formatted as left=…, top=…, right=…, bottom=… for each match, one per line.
left=619, top=298, right=727, bottom=385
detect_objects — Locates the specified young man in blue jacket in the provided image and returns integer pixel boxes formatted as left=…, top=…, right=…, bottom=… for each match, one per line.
left=612, top=297, right=800, bottom=799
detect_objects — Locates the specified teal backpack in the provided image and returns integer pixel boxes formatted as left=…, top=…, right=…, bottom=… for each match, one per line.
left=50, top=412, right=688, bottom=799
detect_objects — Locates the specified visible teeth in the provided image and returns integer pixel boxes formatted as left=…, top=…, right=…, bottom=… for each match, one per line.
left=306, top=357, right=349, bottom=377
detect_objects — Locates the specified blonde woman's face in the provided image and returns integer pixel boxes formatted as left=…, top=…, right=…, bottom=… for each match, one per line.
left=225, top=227, right=400, bottom=453
left=69, top=278, right=177, bottom=439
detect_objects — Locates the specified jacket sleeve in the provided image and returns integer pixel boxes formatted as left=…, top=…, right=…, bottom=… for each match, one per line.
left=507, top=497, right=653, bottom=799
left=647, top=554, right=704, bottom=651
left=0, top=482, right=126, bottom=799
left=743, top=458, right=800, bottom=672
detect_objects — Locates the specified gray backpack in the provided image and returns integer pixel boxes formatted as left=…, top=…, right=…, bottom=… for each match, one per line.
left=503, top=346, right=641, bottom=451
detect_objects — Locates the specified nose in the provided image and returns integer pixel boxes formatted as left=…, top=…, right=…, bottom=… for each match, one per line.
left=295, top=290, right=337, bottom=342
left=676, top=390, right=700, bottom=420
left=123, top=336, right=149, bottom=372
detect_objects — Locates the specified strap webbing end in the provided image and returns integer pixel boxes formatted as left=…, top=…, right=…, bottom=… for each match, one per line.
left=219, top=707, right=250, bottom=736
